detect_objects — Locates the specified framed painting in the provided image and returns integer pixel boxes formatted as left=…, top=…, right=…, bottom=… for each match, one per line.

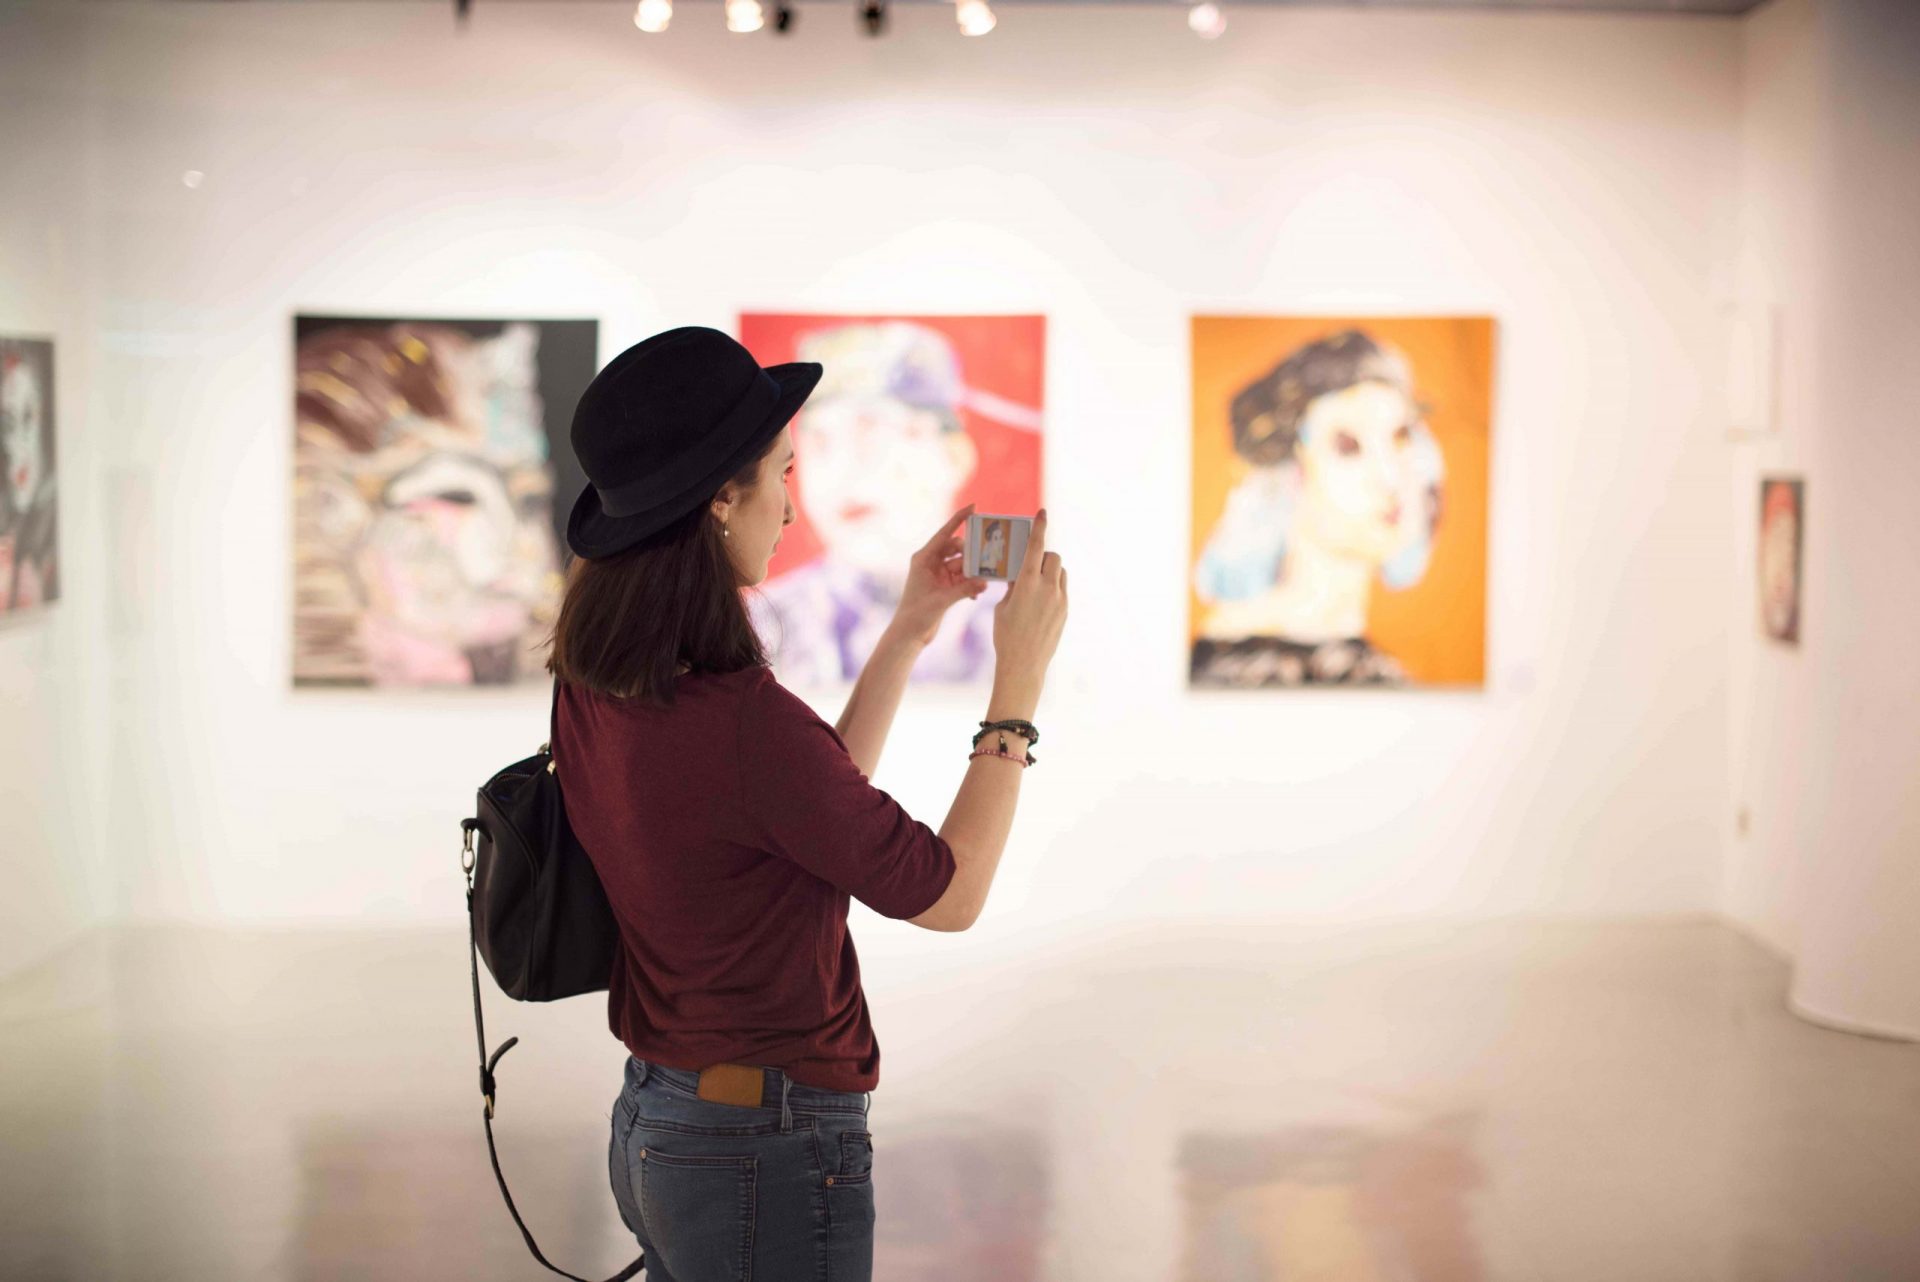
left=1190, top=317, right=1493, bottom=689
left=738, top=313, right=1045, bottom=685
left=292, top=315, right=596, bottom=686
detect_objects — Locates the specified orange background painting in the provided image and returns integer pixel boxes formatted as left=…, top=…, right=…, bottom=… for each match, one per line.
left=1189, top=316, right=1493, bottom=687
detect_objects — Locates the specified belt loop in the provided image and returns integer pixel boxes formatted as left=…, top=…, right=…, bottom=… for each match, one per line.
left=778, top=1070, right=793, bottom=1132
left=634, top=1057, right=651, bottom=1089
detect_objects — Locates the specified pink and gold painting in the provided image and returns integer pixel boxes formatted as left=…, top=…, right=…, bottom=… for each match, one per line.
left=292, top=316, right=596, bottom=687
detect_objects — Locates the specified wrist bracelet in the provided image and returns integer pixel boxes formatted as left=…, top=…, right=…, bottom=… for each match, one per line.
left=970, top=727, right=1038, bottom=766
left=974, top=719, right=1039, bottom=747
left=969, top=746, right=1031, bottom=768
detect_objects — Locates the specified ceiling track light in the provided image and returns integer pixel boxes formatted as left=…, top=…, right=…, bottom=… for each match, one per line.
left=956, top=0, right=995, bottom=36
left=860, top=0, right=887, bottom=38
left=773, top=1, right=795, bottom=32
left=1188, top=0, right=1225, bottom=39
left=726, top=0, right=766, bottom=33
left=634, top=0, right=672, bottom=32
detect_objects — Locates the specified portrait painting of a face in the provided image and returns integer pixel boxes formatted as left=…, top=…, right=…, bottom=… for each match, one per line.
left=739, top=313, right=1045, bottom=685
left=1190, top=318, right=1493, bottom=689
left=0, top=337, right=58, bottom=617
left=980, top=519, right=1010, bottom=578
left=292, top=316, right=596, bottom=687
left=1758, top=476, right=1803, bottom=645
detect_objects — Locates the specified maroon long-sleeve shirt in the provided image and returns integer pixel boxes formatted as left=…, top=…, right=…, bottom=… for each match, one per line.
left=554, top=665, right=957, bottom=1093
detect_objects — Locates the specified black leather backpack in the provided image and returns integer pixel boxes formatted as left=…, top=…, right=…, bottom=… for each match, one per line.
left=461, top=680, right=644, bottom=1281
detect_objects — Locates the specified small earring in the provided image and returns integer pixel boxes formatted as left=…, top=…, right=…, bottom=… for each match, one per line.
left=722, top=524, right=731, bottom=538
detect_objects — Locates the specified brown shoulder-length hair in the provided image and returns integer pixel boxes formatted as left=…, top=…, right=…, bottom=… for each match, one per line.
left=547, top=435, right=778, bottom=706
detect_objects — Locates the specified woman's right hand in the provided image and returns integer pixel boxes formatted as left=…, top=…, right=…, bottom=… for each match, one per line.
left=991, top=509, right=1068, bottom=698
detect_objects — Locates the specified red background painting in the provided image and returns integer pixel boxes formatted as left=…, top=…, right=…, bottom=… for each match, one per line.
left=739, top=313, right=1046, bottom=580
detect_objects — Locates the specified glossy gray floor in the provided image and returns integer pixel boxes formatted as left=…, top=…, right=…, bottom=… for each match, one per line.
left=4, top=919, right=1918, bottom=1281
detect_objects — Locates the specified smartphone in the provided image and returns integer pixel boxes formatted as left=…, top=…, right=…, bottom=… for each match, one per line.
left=964, top=513, right=1033, bottom=582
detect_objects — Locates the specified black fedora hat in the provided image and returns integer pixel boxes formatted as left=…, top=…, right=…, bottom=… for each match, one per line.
left=565, top=326, right=822, bottom=559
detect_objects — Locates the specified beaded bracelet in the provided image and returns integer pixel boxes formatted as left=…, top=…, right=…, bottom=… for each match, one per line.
left=969, top=746, right=1031, bottom=768
left=970, top=727, right=1038, bottom=766
left=974, top=719, right=1039, bottom=747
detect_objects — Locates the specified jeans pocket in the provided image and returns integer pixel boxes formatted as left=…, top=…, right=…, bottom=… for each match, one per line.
left=638, top=1146, right=759, bottom=1282
left=835, top=1130, right=874, bottom=1187
left=820, top=1121, right=876, bottom=1255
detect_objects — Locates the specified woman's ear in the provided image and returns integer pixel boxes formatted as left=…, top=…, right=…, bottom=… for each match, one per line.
left=710, top=488, right=735, bottom=523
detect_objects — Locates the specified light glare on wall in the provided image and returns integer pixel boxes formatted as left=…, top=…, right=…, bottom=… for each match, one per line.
left=957, top=0, right=996, bottom=36
left=726, top=0, right=766, bottom=32
left=1188, top=1, right=1225, bottom=39
left=634, top=0, right=672, bottom=31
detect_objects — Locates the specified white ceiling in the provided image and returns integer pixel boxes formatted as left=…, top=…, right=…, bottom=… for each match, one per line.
left=189, top=0, right=1770, bottom=14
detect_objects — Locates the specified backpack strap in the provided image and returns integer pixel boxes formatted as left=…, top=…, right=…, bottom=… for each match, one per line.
left=543, top=678, right=561, bottom=759
left=464, top=809, right=644, bottom=1282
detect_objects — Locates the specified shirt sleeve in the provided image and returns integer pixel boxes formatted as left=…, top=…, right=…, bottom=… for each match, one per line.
left=736, top=672, right=957, bottom=921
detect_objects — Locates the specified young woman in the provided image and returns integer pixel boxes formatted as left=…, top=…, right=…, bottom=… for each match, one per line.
left=548, top=326, right=1067, bottom=1282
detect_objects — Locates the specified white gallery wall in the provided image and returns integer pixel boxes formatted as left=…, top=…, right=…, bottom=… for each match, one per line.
left=1723, top=0, right=1920, bottom=1037
left=1722, top=0, right=1826, bottom=967
left=3, top=1, right=1748, bottom=965
left=0, top=6, right=112, bottom=978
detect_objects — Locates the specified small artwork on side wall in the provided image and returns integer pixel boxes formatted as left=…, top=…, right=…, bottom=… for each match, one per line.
left=0, top=336, right=58, bottom=617
left=1758, top=475, right=1804, bottom=645
left=292, top=315, right=597, bottom=687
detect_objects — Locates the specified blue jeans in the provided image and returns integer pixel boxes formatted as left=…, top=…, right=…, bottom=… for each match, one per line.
left=608, top=1056, right=876, bottom=1282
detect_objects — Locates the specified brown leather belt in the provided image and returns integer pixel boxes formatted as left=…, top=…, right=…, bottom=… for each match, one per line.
left=697, top=1062, right=772, bottom=1108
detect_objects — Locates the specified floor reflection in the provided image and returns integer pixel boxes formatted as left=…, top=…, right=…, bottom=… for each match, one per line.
left=1180, top=1113, right=1482, bottom=1282
left=4, top=921, right=1919, bottom=1281
left=290, top=1121, right=613, bottom=1281
left=876, top=1125, right=1051, bottom=1280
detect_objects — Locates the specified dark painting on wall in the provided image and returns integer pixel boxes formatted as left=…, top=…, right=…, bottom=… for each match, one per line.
left=1759, top=476, right=1804, bottom=645
left=0, top=337, right=58, bottom=617
left=293, top=316, right=597, bottom=687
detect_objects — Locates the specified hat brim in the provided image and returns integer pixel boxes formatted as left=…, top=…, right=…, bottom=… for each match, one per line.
left=565, top=361, right=822, bottom=560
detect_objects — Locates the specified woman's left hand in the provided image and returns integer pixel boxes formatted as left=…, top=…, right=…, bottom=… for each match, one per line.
left=892, top=504, right=989, bottom=647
